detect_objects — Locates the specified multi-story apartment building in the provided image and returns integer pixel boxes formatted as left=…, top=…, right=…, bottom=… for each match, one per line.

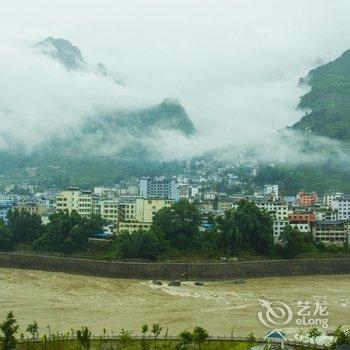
left=291, top=222, right=311, bottom=233
left=0, top=197, right=15, bottom=206
left=297, top=191, right=318, bottom=206
left=263, top=184, right=279, bottom=199
left=288, top=213, right=316, bottom=224
left=16, top=203, right=48, bottom=216
left=99, top=200, right=118, bottom=224
left=288, top=212, right=315, bottom=233
left=118, top=198, right=173, bottom=233
left=117, top=201, right=136, bottom=222
left=273, top=219, right=289, bottom=241
left=139, top=177, right=180, bottom=201
left=118, top=221, right=152, bottom=232
left=56, top=188, right=118, bottom=224
left=323, top=192, right=342, bottom=207
left=190, top=185, right=200, bottom=200
left=255, top=201, right=289, bottom=220
left=203, top=191, right=217, bottom=200
left=231, top=200, right=289, bottom=220
left=135, top=198, right=173, bottom=223
left=315, top=209, right=338, bottom=221
left=273, top=215, right=313, bottom=241
left=331, top=195, right=350, bottom=220
left=217, top=200, right=233, bottom=212
left=312, top=221, right=349, bottom=246
left=0, top=204, right=11, bottom=225
left=178, top=183, right=190, bottom=200
left=200, top=201, right=214, bottom=212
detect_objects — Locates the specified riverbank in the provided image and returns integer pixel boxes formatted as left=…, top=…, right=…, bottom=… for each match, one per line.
left=1, top=252, right=350, bottom=280
left=15, top=338, right=317, bottom=350
left=14, top=337, right=320, bottom=350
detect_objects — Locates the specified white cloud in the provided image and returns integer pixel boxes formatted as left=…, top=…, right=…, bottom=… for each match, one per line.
left=1, top=0, right=350, bottom=161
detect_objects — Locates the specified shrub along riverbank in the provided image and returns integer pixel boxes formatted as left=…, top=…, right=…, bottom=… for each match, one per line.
left=1, top=312, right=350, bottom=350
left=0, top=312, right=350, bottom=350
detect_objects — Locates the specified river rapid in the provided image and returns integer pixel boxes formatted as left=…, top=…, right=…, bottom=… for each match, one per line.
left=1, top=268, right=349, bottom=338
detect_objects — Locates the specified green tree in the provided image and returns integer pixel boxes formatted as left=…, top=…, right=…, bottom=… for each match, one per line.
left=116, top=230, right=164, bottom=260
left=295, top=329, right=305, bottom=345
left=248, top=332, right=256, bottom=342
left=178, top=330, right=193, bottom=347
left=152, top=200, right=202, bottom=251
left=141, top=325, right=148, bottom=338
left=192, top=327, right=209, bottom=350
left=141, top=325, right=149, bottom=350
left=77, top=327, right=91, bottom=350
left=26, top=322, right=39, bottom=341
left=151, top=324, right=162, bottom=348
left=0, top=312, right=19, bottom=350
left=279, top=225, right=313, bottom=258
left=119, top=329, right=132, bottom=348
left=0, top=221, right=12, bottom=251
left=308, top=328, right=322, bottom=348
left=217, top=210, right=242, bottom=256
left=32, top=210, right=103, bottom=253
left=333, top=326, right=350, bottom=346
left=231, top=200, right=274, bottom=254
left=8, top=209, right=43, bottom=244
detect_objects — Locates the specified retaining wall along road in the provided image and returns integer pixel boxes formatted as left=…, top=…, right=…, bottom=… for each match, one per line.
left=0, top=252, right=350, bottom=280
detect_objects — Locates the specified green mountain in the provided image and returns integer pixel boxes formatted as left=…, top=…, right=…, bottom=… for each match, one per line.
left=36, top=37, right=86, bottom=70
left=293, top=49, right=350, bottom=140
left=34, top=37, right=196, bottom=140
left=83, top=98, right=195, bottom=138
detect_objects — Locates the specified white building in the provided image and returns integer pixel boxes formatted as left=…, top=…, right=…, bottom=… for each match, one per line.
left=255, top=201, right=289, bottom=220
left=331, top=195, right=350, bottom=220
left=263, top=184, right=279, bottom=199
left=56, top=188, right=118, bottom=223
left=290, top=222, right=311, bottom=233
left=203, top=191, right=216, bottom=200
left=273, top=219, right=289, bottom=241
left=315, top=209, right=338, bottom=221
left=178, top=183, right=190, bottom=200
left=231, top=200, right=290, bottom=221
left=323, top=192, right=343, bottom=207
left=190, top=185, right=200, bottom=199
left=139, top=177, right=180, bottom=201
left=0, top=204, right=11, bottom=225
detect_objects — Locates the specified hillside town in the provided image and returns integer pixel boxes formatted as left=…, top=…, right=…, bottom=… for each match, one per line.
left=1, top=166, right=349, bottom=248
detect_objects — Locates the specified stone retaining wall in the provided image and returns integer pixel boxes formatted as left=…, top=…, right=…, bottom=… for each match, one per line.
left=0, top=252, right=349, bottom=280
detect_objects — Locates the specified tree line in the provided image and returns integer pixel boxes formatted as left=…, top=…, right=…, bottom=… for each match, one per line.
left=116, top=199, right=342, bottom=261
left=0, top=200, right=345, bottom=260
left=0, top=209, right=103, bottom=253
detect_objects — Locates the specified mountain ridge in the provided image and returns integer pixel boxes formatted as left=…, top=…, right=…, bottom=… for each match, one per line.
left=30, top=37, right=196, bottom=155
left=293, top=49, right=350, bottom=140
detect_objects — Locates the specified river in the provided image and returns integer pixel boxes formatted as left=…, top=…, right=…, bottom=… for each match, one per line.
left=1, top=268, right=349, bottom=338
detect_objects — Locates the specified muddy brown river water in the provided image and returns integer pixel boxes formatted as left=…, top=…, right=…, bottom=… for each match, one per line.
left=0, top=268, right=349, bottom=338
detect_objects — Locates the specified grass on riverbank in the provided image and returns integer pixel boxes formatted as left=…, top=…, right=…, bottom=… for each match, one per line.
left=17, top=339, right=258, bottom=350
left=16, top=338, right=321, bottom=350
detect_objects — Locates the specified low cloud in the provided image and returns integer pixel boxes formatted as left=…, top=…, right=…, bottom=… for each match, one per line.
left=1, top=0, right=350, bottom=165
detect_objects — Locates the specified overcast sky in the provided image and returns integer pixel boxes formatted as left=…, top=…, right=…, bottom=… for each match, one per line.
left=1, top=0, right=350, bottom=159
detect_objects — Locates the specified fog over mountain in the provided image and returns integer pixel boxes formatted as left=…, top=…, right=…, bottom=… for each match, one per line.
left=1, top=0, right=350, bottom=163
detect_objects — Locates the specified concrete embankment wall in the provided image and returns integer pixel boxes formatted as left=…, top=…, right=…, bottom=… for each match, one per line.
left=0, top=252, right=350, bottom=280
